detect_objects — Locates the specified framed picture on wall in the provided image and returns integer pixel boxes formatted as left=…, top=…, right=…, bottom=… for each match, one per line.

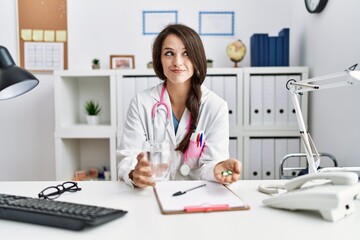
left=142, top=10, right=178, bottom=35
left=110, top=55, right=135, bottom=69
left=199, top=11, right=235, bottom=36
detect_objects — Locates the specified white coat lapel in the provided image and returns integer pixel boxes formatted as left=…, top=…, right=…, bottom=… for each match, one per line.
left=149, top=84, right=176, bottom=146
left=175, top=109, right=190, bottom=143
left=175, top=86, right=209, bottom=143
left=175, top=86, right=210, bottom=141
left=161, top=88, right=177, bottom=146
left=149, top=84, right=161, bottom=102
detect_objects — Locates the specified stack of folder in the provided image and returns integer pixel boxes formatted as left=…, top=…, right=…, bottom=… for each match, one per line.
left=250, top=28, right=289, bottom=67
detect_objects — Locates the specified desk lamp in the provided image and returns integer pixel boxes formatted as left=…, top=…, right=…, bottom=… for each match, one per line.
left=0, top=46, right=39, bottom=100
left=287, top=64, right=360, bottom=174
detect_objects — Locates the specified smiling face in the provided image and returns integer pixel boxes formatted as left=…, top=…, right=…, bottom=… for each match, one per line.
left=160, top=34, right=194, bottom=86
left=152, top=24, right=207, bottom=87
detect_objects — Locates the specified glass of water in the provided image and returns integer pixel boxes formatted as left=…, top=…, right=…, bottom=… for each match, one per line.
left=142, top=141, right=171, bottom=181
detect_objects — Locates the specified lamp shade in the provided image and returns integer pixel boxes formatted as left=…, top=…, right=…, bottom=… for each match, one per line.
left=0, top=46, right=39, bottom=100
left=349, top=70, right=360, bottom=81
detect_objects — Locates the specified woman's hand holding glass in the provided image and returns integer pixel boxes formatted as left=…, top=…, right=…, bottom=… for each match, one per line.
left=129, top=152, right=155, bottom=188
left=130, top=141, right=171, bottom=188
left=214, top=159, right=242, bottom=184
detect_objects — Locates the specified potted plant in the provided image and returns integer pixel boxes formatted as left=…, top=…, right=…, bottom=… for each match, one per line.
left=147, top=61, right=153, bottom=68
left=207, top=59, right=213, bottom=68
left=85, top=100, right=101, bottom=125
left=92, top=58, right=100, bottom=69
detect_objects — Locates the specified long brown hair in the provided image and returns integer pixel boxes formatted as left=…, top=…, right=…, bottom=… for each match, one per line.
left=152, top=24, right=207, bottom=153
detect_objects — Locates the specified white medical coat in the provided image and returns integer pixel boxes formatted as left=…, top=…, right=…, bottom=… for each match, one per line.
left=117, top=83, right=230, bottom=186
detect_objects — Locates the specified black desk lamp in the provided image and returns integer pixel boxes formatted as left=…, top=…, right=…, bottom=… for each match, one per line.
left=0, top=46, right=39, bottom=100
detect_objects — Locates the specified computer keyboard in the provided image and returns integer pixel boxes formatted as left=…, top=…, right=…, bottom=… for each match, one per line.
left=0, top=193, right=127, bottom=230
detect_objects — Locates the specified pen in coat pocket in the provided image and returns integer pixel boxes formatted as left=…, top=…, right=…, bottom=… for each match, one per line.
left=195, top=132, right=204, bottom=147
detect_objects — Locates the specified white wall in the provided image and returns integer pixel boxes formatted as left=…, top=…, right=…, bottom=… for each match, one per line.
left=0, top=0, right=359, bottom=180
left=0, top=0, right=55, bottom=180
left=292, top=0, right=360, bottom=168
left=68, top=0, right=294, bottom=70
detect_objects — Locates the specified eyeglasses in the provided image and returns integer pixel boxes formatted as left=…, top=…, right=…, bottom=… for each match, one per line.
left=38, top=181, right=81, bottom=200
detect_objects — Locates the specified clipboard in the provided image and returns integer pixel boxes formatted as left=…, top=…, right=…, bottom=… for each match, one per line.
left=153, top=180, right=250, bottom=214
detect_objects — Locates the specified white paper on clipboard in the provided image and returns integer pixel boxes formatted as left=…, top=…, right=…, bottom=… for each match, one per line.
left=153, top=180, right=249, bottom=214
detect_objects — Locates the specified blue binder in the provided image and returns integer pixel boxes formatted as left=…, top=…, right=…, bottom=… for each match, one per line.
left=250, top=34, right=260, bottom=66
left=263, top=34, right=269, bottom=66
left=268, top=36, right=277, bottom=66
left=279, top=28, right=290, bottom=66
left=276, top=36, right=284, bottom=66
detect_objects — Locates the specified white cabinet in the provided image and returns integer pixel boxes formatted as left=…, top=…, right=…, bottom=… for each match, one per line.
left=54, top=67, right=308, bottom=181
left=115, top=69, right=161, bottom=140
left=242, top=67, right=308, bottom=179
left=54, top=70, right=117, bottom=180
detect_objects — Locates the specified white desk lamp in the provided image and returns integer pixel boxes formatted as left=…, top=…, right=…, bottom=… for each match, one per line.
left=287, top=64, right=360, bottom=174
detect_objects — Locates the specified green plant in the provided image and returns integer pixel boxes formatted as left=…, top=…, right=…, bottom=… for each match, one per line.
left=92, top=58, right=100, bottom=65
left=85, top=100, right=101, bottom=115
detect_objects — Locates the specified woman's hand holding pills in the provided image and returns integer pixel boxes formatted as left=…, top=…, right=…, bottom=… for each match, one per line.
left=214, top=159, right=242, bottom=184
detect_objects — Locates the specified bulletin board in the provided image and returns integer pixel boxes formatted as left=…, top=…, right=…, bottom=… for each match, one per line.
left=17, top=0, right=68, bottom=71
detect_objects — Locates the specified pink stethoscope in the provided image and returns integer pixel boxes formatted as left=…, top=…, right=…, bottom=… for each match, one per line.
left=151, top=84, right=171, bottom=128
left=151, top=84, right=199, bottom=176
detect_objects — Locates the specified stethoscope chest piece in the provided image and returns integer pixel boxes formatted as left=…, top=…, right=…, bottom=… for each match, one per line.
left=180, top=163, right=191, bottom=176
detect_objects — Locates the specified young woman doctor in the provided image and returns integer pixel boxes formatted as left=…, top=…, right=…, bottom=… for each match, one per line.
left=117, top=24, right=241, bottom=188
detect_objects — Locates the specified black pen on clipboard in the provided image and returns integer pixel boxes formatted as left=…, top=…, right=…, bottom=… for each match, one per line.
left=172, top=183, right=206, bottom=197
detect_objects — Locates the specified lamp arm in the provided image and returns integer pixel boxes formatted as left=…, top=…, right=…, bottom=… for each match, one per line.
left=290, top=92, right=320, bottom=173
left=295, top=71, right=346, bottom=84
left=289, top=68, right=360, bottom=94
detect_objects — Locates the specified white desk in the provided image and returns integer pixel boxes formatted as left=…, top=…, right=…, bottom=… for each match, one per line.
left=0, top=180, right=358, bottom=240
